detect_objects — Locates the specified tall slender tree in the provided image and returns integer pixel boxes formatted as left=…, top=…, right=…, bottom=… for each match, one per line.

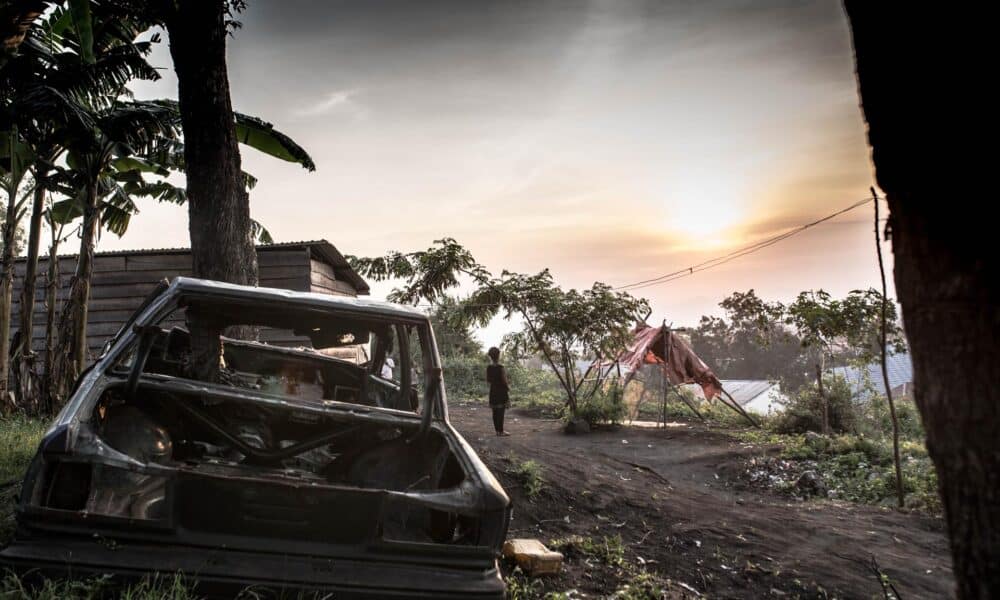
left=47, top=100, right=178, bottom=403
left=0, top=129, right=31, bottom=401
left=5, top=3, right=159, bottom=407
left=161, top=0, right=254, bottom=381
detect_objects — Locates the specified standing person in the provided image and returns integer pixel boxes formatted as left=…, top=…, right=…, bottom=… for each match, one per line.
left=486, top=347, right=511, bottom=436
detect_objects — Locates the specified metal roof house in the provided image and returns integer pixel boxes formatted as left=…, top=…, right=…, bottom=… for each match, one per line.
left=11, top=240, right=369, bottom=362
left=830, top=352, right=913, bottom=401
left=684, top=379, right=787, bottom=415
left=716, top=380, right=786, bottom=415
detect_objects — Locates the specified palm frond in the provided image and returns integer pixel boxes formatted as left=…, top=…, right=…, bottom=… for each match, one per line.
left=234, top=112, right=316, bottom=171
left=250, top=219, right=273, bottom=244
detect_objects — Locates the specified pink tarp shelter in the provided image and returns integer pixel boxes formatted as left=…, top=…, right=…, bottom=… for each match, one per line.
left=593, top=322, right=757, bottom=426
left=617, top=323, right=723, bottom=401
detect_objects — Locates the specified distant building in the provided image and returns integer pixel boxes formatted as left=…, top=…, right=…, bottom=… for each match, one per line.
left=830, top=352, right=913, bottom=401
left=11, top=240, right=369, bottom=364
left=718, top=380, right=787, bottom=415
left=684, top=379, right=787, bottom=415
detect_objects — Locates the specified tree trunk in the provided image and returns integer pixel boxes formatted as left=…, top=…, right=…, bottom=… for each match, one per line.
left=0, top=183, right=20, bottom=405
left=166, top=0, right=257, bottom=382
left=42, top=230, right=60, bottom=413
left=845, top=4, right=998, bottom=597
left=50, top=182, right=99, bottom=408
left=815, top=360, right=829, bottom=434
left=14, top=174, right=46, bottom=410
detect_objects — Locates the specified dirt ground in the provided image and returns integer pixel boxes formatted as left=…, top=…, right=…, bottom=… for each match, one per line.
left=449, top=403, right=954, bottom=599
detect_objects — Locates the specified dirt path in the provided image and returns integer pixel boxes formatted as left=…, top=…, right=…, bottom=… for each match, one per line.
left=450, top=403, right=953, bottom=599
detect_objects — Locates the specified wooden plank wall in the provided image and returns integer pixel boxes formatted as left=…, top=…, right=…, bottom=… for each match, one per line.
left=310, top=258, right=356, bottom=297
left=9, top=247, right=338, bottom=365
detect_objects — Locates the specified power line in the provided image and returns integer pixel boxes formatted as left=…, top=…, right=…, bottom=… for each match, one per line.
left=408, top=195, right=881, bottom=307
left=613, top=197, right=876, bottom=292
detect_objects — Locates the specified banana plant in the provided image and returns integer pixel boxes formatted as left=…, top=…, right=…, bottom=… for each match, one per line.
left=0, top=129, right=33, bottom=398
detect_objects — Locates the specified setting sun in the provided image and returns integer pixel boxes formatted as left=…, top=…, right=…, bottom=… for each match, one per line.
left=663, top=173, right=747, bottom=242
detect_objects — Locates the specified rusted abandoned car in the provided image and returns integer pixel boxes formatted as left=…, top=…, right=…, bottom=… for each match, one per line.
left=0, top=278, right=511, bottom=598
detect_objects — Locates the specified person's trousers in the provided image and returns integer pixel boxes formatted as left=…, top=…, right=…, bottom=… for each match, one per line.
left=491, top=405, right=506, bottom=433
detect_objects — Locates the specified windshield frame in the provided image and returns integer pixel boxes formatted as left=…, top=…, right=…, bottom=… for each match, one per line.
left=99, top=285, right=444, bottom=422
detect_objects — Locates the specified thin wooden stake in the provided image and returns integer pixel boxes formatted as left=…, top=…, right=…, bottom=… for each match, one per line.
left=721, top=389, right=760, bottom=428
left=873, top=187, right=905, bottom=508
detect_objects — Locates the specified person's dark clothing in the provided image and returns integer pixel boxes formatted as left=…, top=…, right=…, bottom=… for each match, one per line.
left=486, top=363, right=509, bottom=434
left=492, top=405, right=506, bottom=434
left=486, top=364, right=509, bottom=406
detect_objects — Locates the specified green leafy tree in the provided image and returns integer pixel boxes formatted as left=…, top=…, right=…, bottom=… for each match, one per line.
left=10, top=3, right=162, bottom=403
left=690, top=290, right=809, bottom=389
left=4, top=0, right=315, bottom=388
left=46, top=100, right=179, bottom=404
left=350, top=239, right=649, bottom=416
left=785, top=289, right=905, bottom=434
left=429, top=296, right=483, bottom=359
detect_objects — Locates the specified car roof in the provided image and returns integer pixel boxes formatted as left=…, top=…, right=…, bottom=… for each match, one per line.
left=168, top=277, right=429, bottom=321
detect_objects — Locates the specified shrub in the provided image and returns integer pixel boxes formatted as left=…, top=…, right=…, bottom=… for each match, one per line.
left=509, top=459, right=546, bottom=500
left=773, top=375, right=855, bottom=434
left=576, top=382, right=627, bottom=426
left=441, top=355, right=488, bottom=401
left=507, top=362, right=565, bottom=409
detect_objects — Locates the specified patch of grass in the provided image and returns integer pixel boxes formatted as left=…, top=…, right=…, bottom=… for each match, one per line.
left=550, top=535, right=625, bottom=567
left=611, top=570, right=669, bottom=599
left=1, top=415, right=48, bottom=543
left=0, top=572, right=200, bottom=599
left=0, top=415, right=47, bottom=483
left=509, top=459, right=546, bottom=500
left=541, top=536, right=682, bottom=599
left=504, top=567, right=545, bottom=600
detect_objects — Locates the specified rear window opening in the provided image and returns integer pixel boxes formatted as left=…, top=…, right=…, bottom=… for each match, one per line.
left=111, top=296, right=435, bottom=415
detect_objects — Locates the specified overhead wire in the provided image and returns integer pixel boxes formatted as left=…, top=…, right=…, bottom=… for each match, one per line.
left=613, top=197, right=877, bottom=292
left=407, top=195, right=882, bottom=307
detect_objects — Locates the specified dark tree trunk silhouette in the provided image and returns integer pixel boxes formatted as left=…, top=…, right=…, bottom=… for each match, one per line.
left=42, top=227, right=61, bottom=413
left=0, top=185, right=18, bottom=403
left=50, top=181, right=99, bottom=407
left=165, top=0, right=258, bottom=381
left=846, top=4, right=998, bottom=597
left=14, top=173, right=47, bottom=409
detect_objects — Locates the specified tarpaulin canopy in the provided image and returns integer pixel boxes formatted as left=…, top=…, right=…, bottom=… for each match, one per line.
left=616, top=323, right=723, bottom=401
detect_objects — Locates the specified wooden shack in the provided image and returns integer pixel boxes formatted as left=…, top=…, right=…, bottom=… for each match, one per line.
left=11, top=240, right=370, bottom=362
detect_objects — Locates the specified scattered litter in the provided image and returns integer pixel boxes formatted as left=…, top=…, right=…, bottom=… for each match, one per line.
left=676, top=581, right=700, bottom=595
left=695, top=540, right=702, bottom=548
left=622, top=439, right=629, bottom=444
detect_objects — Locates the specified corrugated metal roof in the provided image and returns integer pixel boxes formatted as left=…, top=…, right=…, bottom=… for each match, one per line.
left=831, top=352, right=913, bottom=399
left=15, top=239, right=370, bottom=294
left=717, top=380, right=778, bottom=407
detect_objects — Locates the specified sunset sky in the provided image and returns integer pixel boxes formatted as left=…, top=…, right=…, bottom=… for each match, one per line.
left=101, top=0, right=889, bottom=345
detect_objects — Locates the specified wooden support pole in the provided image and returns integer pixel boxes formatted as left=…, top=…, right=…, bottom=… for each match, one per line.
left=672, top=381, right=706, bottom=422
left=720, top=388, right=760, bottom=428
